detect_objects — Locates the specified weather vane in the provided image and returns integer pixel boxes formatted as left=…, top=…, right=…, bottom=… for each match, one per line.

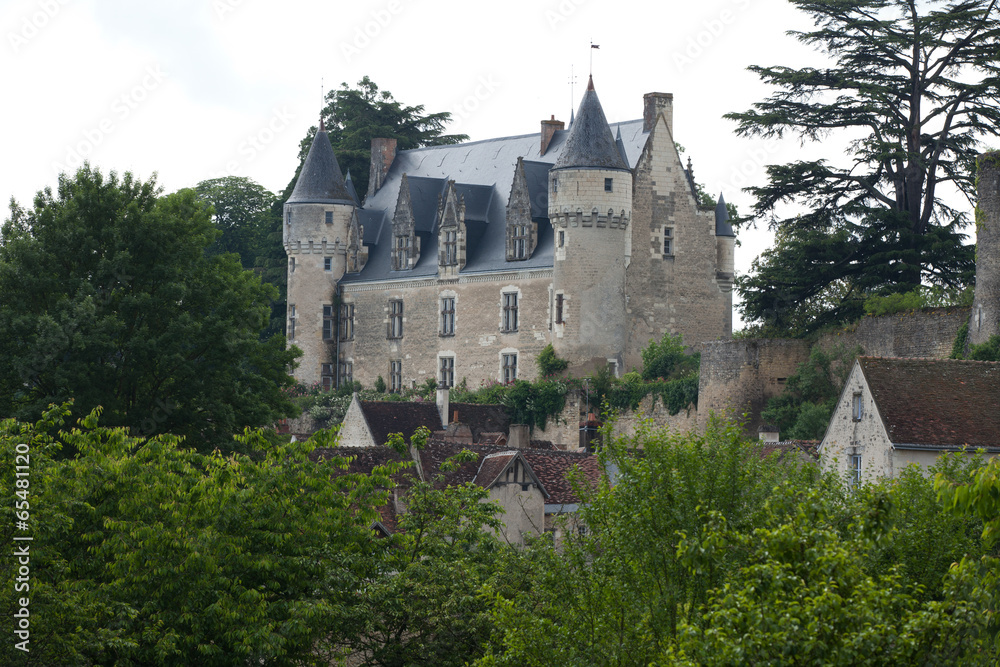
left=590, top=41, right=600, bottom=76
left=568, top=65, right=577, bottom=117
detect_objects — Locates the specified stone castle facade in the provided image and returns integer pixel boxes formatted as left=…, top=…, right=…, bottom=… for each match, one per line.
left=284, top=77, right=736, bottom=391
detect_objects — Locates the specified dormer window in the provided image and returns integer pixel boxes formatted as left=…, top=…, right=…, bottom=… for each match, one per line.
left=444, top=230, right=457, bottom=265
left=392, top=235, right=410, bottom=270
left=511, top=225, right=528, bottom=260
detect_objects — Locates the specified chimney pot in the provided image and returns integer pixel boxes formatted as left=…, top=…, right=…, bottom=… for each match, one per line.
left=643, top=92, right=673, bottom=135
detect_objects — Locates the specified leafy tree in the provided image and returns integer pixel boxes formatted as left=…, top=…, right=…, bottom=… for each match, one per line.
left=193, top=176, right=277, bottom=270
left=293, top=76, right=468, bottom=199
left=640, top=332, right=699, bottom=381
left=0, top=405, right=400, bottom=666
left=729, top=0, right=1000, bottom=335
left=0, top=166, right=299, bottom=449
left=761, top=343, right=862, bottom=440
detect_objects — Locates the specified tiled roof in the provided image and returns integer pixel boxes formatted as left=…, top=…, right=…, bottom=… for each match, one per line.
left=758, top=440, right=820, bottom=462
left=474, top=452, right=518, bottom=488
left=449, top=402, right=510, bottom=439
left=521, top=449, right=602, bottom=505
left=359, top=401, right=442, bottom=448
left=859, top=357, right=1000, bottom=449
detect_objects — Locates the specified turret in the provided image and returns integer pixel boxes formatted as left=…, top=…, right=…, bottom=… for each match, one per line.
left=549, top=76, right=632, bottom=373
left=970, top=152, right=1000, bottom=346
left=284, top=122, right=356, bottom=386
left=715, top=193, right=736, bottom=335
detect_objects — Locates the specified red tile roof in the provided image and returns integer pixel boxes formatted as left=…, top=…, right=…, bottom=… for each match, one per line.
left=360, top=401, right=442, bottom=448
left=859, top=357, right=1000, bottom=449
left=474, top=452, right=518, bottom=488
left=520, top=449, right=602, bottom=505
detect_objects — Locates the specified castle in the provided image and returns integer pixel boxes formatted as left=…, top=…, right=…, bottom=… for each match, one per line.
left=283, top=77, right=735, bottom=391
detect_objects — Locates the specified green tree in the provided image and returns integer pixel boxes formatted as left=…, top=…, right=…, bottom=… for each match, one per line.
left=193, top=176, right=278, bottom=270
left=729, top=0, right=999, bottom=335
left=295, top=76, right=468, bottom=199
left=0, top=166, right=299, bottom=449
left=0, top=405, right=400, bottom=666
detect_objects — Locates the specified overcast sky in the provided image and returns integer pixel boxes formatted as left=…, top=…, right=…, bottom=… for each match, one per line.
left=2, top=0, right=885, bottom=328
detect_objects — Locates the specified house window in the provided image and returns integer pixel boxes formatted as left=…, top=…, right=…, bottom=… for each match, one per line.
left=557, top=230, right=565, bottom=248
left=663, top=227, right=674, bottom=256
left=502, top=353, right=517, bottom=383
left=439, top=356, right=455, bottom=388
left=288, top=305, right=296, bottom=340
left=325, top=211, right=333, bottom=224
left=444, top=230, right=457, bottom=265
left=392, top=235, right=410, bottom=270
left=289, top=257, right=295, bottom=273
left=388, top=299, right=403, bottom=339
left=321, top=363, right=334, bottom=392
left=339, top=361, right=353, bottom=386
left=604, top=178, right=613, bottom=192
left=502, top=292, right=518, bottom=332
left=555, top=293, right=564, bottom=324
left=389, top=360, right=402, bottom=393
left=324, top=257, right=332, bottom=271
left=339, top=303, right=354, bottom=341
left=440, top=297, right=455, bottom=336
left=511, top=225, right=528, bottom=260
left=851, top=454, right=863, bottom=487
left=852, top=393, right=863, bottom=421
left=322, top=305, right=335, bottom=341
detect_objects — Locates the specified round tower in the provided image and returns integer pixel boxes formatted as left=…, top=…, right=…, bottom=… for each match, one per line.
left=284, top=122, right=356, bottom=386
left=549, top=76, right=632, bottom=373
left=970, top=152, right=1000, bottom=346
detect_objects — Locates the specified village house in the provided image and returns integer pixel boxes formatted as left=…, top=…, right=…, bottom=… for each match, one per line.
left=820, top=357, right=1000, bottom=484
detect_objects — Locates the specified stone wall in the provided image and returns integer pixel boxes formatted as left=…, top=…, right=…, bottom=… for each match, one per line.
left=534, top=389, right=584, bottom=450
left=610, top=394, right=698, bottom=441
left=970, top=152, right=1000, bottom=346
left=818, top=307, right=969, bottom=359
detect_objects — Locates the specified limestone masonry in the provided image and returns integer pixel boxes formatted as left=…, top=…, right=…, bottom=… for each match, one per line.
left=284, top=78, right=735, bottom=391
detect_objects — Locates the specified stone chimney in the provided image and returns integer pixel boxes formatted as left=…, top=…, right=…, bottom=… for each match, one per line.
left=540, top=115, right=565, bottom=156
left=436, top=382, right=450, bottom=427
left=643, top=92, right=673, bottom=137
left=970, top=152, right=999, bottom=346
left=508, top=424, right=530, bottom=449
left=758, top=424, right=780, bottom=443
left=366, top=137, right=397, bottom=201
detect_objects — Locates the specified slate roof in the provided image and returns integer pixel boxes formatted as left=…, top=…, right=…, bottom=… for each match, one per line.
left=716, top=194, right=735, bottom=237
left=359, top=401, right=442, bottom=448
left=858, top=357, right=1000, bottom=449
left=553, top=76, right=629, bottom=172
left=288, top=129, right=353, bottom=204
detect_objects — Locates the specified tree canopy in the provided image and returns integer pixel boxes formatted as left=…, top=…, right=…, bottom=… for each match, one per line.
left=291, top=76, right=468, bottom=199
left=730, top=0, right=1000, bottom=335
left=0, top=166, right=298, bottom=449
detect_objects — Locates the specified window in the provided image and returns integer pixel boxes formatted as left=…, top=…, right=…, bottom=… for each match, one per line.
left=321, top=363, right=334, bottom=392
left=339, top=361, right=353, bottom=386
left=511, top=225, right=528, bottom=259
left=502, top=353, right=517, bottom=383
left=439, top=356, right=454, bottom=388
left=557, top=230, right=565, bottom=247
left=552, top=177, right=558, bottom=193
left=851, top=454, right=862, bottom=487
left=663, top=227, right=673, bottom=256
left=555, top=293, right=564, bottom=324
left=325, top=211, right=333, bottom=224
left=289, top=257, right=295, bottom=273
left=604, top=178, right=613, bottom=192
left=285, top=210, right=291, bottom=225
left=389, top=360, right=402, bottom=393
left=392, top=235, right=410, bottom=270
left=322, top=305, right=335, bottom=341
left=324, top=257, right=332, bottom=271
left=339, top=303, right=354, bottom=341
left=388, top=299, right=403, bottom=339
left=502, top=292, right=518, bottom=332
left=440, top=297, right=455, bottom=336
left=852, top=393, right=863, bottom=421
left=288, top=305, right=296, bottom=340
left=444, top=230, right=457, bottom=265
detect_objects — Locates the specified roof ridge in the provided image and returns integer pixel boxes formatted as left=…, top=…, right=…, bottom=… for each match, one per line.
left=397, top=118, right=645, bottom=154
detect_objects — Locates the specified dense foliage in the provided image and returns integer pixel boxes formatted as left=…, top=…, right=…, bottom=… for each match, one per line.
left=731, top=0, right=999, bottom=335
left=0, top=167, right=298, bottom=449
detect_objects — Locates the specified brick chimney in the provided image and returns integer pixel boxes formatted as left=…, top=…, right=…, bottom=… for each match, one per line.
left=540, top=115, right=565, bottom=156
left=366, top=137, right=397, bottom=201
left=643, top=92, right=673, bottom=136
left=508, top=424, right=530, bottom=449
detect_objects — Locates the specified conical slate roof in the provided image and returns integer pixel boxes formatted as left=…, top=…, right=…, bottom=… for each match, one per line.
left=553, top=76, right=629, bottom=172
left=344, top=169, right=360, bottom=205
left=288, top=128, right=353, bottom=204
left=715, top=193, right=735, bottom=237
